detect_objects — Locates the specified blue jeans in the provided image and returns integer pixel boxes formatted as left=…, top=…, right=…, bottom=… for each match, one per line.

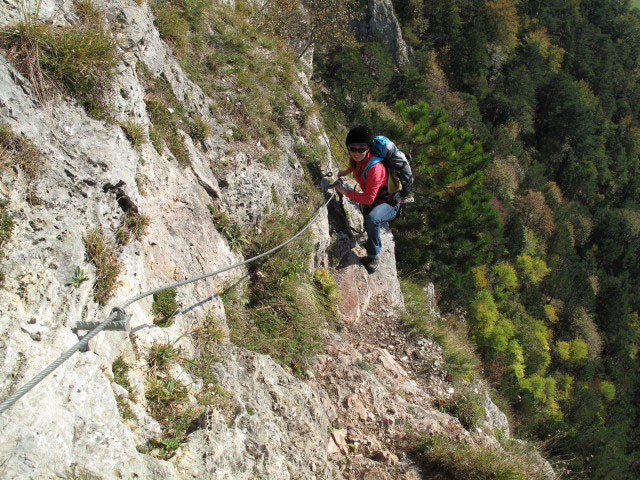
left=364, top=202, right=401, bottom=258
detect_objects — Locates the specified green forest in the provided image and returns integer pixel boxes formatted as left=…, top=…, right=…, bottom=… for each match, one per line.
left=313, top=0, right=640, bottom=478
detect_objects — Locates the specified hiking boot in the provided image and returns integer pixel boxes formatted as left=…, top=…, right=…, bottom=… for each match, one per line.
left=363, top=255, right=380, bottom=274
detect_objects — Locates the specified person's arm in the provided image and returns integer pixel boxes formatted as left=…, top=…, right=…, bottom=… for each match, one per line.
left=337, top=162, right=355, bottom=177
left=342, top=163, right=386, bottom=205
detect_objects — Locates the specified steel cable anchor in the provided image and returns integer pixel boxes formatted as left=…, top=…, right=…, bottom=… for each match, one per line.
left=73, top=307, right=131, bottom=333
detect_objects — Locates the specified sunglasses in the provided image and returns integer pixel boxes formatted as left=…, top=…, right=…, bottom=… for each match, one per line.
left=349, top=146, right=369, bottom=153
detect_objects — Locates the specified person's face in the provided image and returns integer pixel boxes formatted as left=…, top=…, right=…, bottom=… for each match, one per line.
left=348, top=143, right=369, bottom=162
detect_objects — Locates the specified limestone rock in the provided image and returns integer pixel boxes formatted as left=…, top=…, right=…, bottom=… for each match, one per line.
left=354, top=0, right=409, bottom=67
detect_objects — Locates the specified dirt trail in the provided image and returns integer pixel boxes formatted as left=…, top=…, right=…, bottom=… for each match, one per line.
left=315, top=292, right=464, bottom=480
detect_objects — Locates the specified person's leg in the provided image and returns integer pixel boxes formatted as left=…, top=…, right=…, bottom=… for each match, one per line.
left=364, top=203, right=400, bottom=258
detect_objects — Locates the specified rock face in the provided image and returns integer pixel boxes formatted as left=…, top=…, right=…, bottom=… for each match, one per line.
left=0, top=0, right=550, bottom=479
left=355, top=0, right=410, bottom=67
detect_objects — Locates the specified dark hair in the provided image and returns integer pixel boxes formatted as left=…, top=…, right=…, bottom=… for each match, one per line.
left=345, top=126, right=373, bottom=146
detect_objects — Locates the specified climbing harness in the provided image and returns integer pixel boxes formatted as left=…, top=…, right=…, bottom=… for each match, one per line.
left=0, top=193, right=335, bottom=415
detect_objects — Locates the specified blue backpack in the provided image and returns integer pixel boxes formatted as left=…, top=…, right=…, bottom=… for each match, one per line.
left=362, top=136, right=413, bottom=198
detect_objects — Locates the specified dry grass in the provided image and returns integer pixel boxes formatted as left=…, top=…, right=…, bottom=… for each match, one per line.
left=412, top=433, right=554, bottom=480
left=0, top=122, right=40, bottom=181
left=116, top=212, right=150, bottom=245
left=0, top=11, right=119, bottom=118
left=83, top=228, right=122, bottom=304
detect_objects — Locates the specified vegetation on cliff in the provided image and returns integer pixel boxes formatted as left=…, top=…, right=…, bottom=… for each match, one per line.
left=314, top=0, right=640, bottom=477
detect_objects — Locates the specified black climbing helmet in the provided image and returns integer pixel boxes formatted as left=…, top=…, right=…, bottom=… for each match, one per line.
left=346, top=126, right=373, bottom=146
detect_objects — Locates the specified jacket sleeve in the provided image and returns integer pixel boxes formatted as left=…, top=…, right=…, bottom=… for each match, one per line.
left=344, top=163, right=386, bottom=205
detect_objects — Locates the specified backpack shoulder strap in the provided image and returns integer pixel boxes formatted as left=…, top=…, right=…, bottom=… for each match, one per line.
left=362, top=156, right=385, bottom=180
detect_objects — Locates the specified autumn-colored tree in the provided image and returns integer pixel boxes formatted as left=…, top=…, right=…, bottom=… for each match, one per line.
left=523, top=28, right=565, bottom=73
left=258, top=0, right=359, bottom=59
left=485, top=0, right=519, bottom=52
left=515, top=190, right=555, bottom=236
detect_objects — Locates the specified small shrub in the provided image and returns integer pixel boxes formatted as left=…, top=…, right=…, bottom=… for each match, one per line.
left=152, top=288, right=179, bottom=327
left=83, top=228, right=122, bottom=304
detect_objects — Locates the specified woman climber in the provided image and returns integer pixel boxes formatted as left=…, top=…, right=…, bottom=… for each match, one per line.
left=334, top=126, right=401, bottom=273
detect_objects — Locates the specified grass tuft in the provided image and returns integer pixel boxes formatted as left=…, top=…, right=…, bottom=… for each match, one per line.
left=144, top=374, right=199, bottom=456
left=138, top=63, right=192, bottom=167
left=0, top=122, right=41, bottom=181
left=152, top=288, right=179, bottom=327
left=434, top=385, right=486, bottom=430
left=187, top=115, right=209, bottom=142
left=148, top=342, right=179, bottom=371
left=113, top=356, right=131, bottom=391
left=222, top=206, right=336, bottom=373
left=141, top=319, right=231, bottom=456
left=412, top=432, right=553, bottom=480
left=400, top=278, right=479, bottom=383
left=207, top=204, right=247, bottom=252
left=83, top=228, right=122, bottom=304
left=148, top=0, right=305, bottom=150
left=119, top=119, right=146, bottom=149
left=0, top=199, right=14, bottom=287
left=112, top=356, right=133, bottom=420
left=116, top=212, right=150, bottom=245
left=0, top=17, right=119, bottom=118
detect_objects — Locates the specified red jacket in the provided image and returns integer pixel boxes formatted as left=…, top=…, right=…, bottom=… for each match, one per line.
left=344, top=153, right=388, bottom=205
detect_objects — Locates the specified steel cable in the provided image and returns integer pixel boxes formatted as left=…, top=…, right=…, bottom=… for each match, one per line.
left=0, top=193, right=335, bottom=415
